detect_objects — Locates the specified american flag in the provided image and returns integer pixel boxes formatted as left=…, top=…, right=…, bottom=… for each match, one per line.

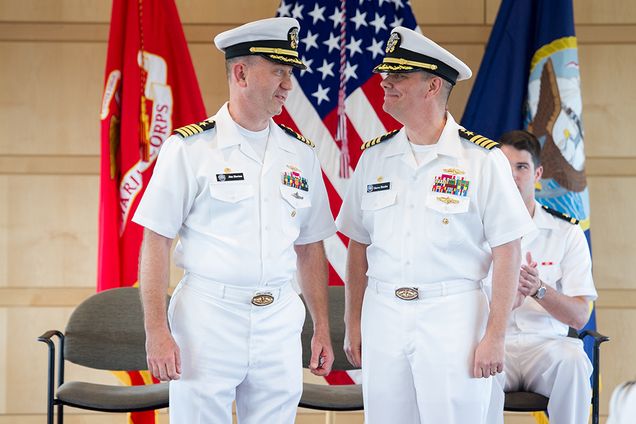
left=274, top=0, right=418, bottom=291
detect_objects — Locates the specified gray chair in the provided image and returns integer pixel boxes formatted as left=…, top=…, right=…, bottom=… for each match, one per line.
left=37, top=287, right=169, bottom=424
left=299, top=286, right=364, bottom=413
left=503, top=328, right=609, bottom=424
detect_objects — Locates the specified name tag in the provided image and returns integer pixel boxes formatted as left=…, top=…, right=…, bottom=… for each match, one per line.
left=367, top=182, right=391, bottom=193
left=216, top=173, right=244, bottom=182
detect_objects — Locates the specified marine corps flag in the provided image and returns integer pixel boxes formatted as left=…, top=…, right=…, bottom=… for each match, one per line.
left=98, top=0, right=206, bottom=422
left=462, top=0, right=595, bottom=422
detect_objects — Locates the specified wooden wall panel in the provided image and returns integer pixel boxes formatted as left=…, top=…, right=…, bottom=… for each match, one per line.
left=588, top=177, right=636, bottom=290
left=0, top=42, right=104, bottom=156
left=487, top=0, right=636, bottom=26
left=0, top=175, right=98, bottom=288
left=0, top=309, right=6, bottom=413
left=411, top=0, right=484, bottom=25
left=580, top=44, right=636, bottom=158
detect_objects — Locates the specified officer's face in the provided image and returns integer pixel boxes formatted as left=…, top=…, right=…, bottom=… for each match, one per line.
left=243, top=57, right=294, bottom=117
left=380, top=72, right=429, bottom=119
left=501, top=145, right=543, bottom=205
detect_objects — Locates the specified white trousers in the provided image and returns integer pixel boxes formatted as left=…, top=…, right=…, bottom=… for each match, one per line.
left=361, top=280, right=492, bottom=424
left=486, top=334, right=593, bottom=424
left=167, top=274, right=306, bottom=424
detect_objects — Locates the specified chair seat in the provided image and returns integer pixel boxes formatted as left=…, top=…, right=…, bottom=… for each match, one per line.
left=299, top=383, right=363, bottom=411
left=57, top=381, right=169, bottom=412
left=504, top=391, right=549, bottom=412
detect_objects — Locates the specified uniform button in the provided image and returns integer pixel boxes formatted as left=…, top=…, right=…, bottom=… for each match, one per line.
left=405, top=232, right=411, bottom=237
left=442, top=218, right=449, bottom=225
left=264, top=225, right=270, bottom=231
left=291, top=210, right=297, bottom=217
left=405, top=260, right=411, bottom=265
left=409, top=204, right=415, bottom=209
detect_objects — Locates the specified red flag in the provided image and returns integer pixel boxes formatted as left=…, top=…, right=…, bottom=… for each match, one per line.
left=274, top=1, right=418, bottom=385
left=98, top=0, right=206, bottom=421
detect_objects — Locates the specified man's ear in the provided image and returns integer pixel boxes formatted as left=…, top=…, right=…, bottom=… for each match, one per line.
left=425, top=76, right=443, bottom=98
left=232, top=62, right=248, bottom=87
left=535, top=165, right=544, bottom=181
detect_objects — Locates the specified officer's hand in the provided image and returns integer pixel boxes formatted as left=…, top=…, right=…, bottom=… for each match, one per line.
left=344, top=325, right=362, bottom=368
left=146, top=330, right=181, bottom=381
left=519, top=252, right=540, bottom=297
left=309, top=331, right=334, bottom=376
left=473, top=335, right=504, bottom=378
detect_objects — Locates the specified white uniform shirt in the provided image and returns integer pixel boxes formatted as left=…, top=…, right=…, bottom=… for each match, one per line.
left=133, top=103, right=336, bottom=287
left=507, top=202, right=597, bottom=336
left=336, top=113, right=534, bottom=284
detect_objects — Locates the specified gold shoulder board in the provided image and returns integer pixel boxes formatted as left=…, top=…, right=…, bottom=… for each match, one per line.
left=361, top=129, right=400, bottom=150
left=173, top=119, right=216, bottom=139
left=278, top=124, right=315, bottom=147
left=541, top=205, right=579, bottom=225
left=458, top=128, right=499, bottom=150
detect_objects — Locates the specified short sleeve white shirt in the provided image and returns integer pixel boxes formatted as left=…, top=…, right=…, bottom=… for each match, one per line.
left=336, top=113, right=534, bottom=284
left=133, top=103, right=336, bottom=286
left=507, top=202, right=598, bottom=336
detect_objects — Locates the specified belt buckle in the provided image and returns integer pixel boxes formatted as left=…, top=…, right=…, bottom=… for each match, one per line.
left=251, top=292, right=274, bottom=306
left=395, top=287, right=419, bottom=301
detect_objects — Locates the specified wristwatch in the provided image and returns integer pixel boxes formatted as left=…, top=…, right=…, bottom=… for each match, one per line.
left=532, top=283, right=547, bottom=300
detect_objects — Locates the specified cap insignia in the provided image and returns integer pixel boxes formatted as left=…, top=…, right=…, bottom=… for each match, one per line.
left=288, top=27, right=299, bottom=50
left=386, top=32, right=400, bottom=54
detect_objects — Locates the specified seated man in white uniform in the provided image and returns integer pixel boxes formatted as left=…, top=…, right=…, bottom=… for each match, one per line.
left=132, top=18, right=337, bottom=424
left=487, top=130, right=598, bottom=424
left=336, top=27, right=535, bottom=424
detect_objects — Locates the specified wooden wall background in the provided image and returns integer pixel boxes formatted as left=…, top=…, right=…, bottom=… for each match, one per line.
left=1, top=0, right=635, bottom=422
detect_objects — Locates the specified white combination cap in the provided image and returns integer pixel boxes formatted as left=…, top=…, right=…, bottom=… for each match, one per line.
left=373, top=26, right=472, bottom=84
left=214, top=17, right=306, bottom=69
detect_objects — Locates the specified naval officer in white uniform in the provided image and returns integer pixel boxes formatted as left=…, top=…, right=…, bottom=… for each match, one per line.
left=336, top=27, right=535, bottom=424
left=487, top=130, right=598, bottom=424
left=133, top=17, right=336, bottom=424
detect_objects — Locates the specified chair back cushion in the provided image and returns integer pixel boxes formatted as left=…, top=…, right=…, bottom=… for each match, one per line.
left=64, top=287, right=166, bottom=371
left=301, top=286, right=357, bottom=371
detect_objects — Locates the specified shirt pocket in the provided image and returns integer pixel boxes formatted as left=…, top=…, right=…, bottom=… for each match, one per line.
left=207, top=182, right=255, bottom=235
left=361, top=190, right=398, bottom=243
left=280, top=185, right=312, bottom=238
left=423, top=193, right=470, bottom=248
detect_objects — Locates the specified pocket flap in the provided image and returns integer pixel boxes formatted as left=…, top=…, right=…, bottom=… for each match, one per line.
left=361, top=191, right=397, bottom=211
left=425, top=193, right=470, bottom=214
left=209, top=183, right=254, bottom=203
left=280, top=185, right=311, bottom=209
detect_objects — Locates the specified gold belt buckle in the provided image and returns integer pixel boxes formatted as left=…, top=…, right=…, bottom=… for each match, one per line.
left=251, top=292, right=274, bottom=306
left=395, top=287, right=419, bottom=301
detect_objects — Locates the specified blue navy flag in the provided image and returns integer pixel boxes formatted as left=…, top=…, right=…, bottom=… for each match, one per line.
left=462, top=0, right=597, bottom=394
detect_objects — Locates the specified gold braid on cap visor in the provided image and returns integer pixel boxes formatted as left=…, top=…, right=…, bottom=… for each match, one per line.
left=381, top=57, right=438, bottom=71
left=249, top=47, right=299, bottom=57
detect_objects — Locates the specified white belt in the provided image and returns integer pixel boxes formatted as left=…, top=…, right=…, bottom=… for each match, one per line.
left=368, top=278, right=482, bottom=300
left=184, top=273, right=293, bottom=306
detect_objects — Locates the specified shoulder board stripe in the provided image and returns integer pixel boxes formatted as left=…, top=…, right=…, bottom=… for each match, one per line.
left=458, top=128, right=499, bottom=150
left=173, top=119, right=216, bottom=139
left=541, top=205, right=579, bottom=225
left=278, top=124, right=315, bottom=147
left=361, top=129, right=399, bottom=150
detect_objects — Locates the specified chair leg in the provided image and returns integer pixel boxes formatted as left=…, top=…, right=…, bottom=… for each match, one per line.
left=324, top=410, right=336, bottom=424
left=57, top=404, right=63, bottom=424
